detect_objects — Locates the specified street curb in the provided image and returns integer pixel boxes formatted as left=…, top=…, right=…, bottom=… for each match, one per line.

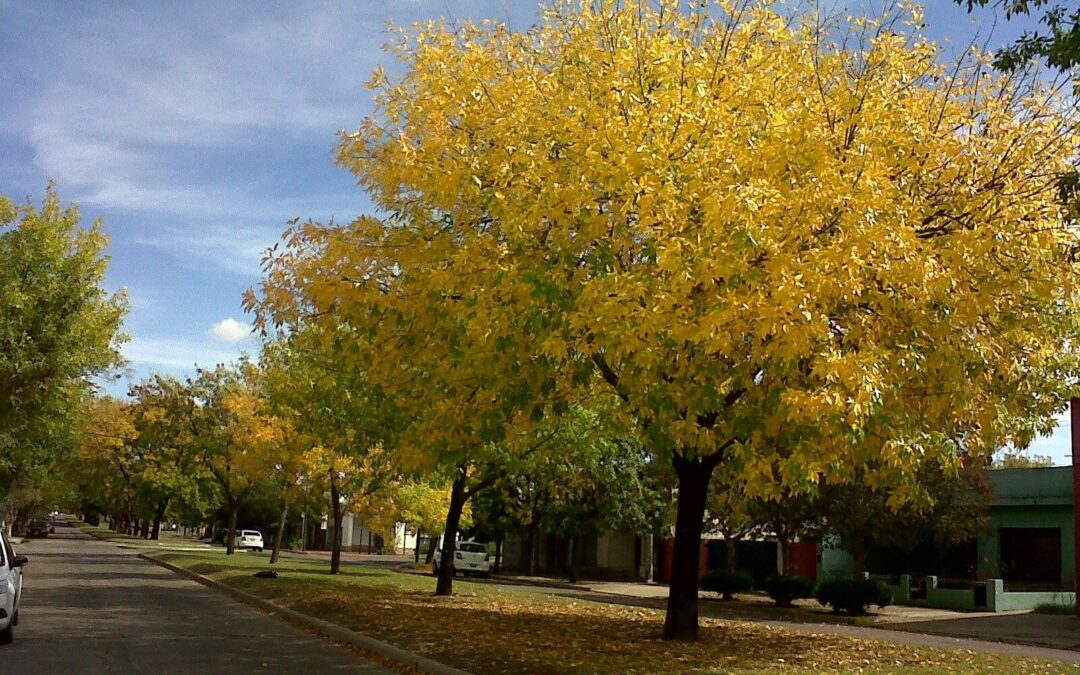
left=138, top=553, right=474, bottom=675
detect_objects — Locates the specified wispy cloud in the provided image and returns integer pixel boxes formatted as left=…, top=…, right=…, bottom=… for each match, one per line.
left=123, top=335, right=248, bottom=371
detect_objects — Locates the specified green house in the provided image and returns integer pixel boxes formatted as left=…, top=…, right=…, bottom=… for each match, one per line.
left=977, top=466, right=1075, bottom=591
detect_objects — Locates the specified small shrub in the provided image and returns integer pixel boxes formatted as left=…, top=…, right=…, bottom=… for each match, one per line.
left=815, top=578, right=893, bottom=615
left=1034, top=602, right=1076, bottom=615
left=764, top=575, right=815, bottom=607
left=701, top=570, right=754, bottom=600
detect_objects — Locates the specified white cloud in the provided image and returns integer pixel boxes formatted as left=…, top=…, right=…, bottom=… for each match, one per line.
left=209, top=318, right=252, bottom=343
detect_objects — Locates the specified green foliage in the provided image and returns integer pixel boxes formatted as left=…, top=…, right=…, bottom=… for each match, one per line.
left=815, top=579, right=893, bottom=615
left=1033, top=601, right=1076, bottom=615
left=993, top=450, right=1054, bottom=469
left=700, top=570, right=754, bottom=600
left=0, top=185, right=126, bottom=502
left=821, top=460, right=992, bottom=574
left=957, top=0, right=1080, bottom=73
left=764, top=575, right=815, bottom=608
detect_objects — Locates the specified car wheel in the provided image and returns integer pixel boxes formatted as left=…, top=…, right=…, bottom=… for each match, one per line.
left=12, top=611, right=18, bottom=626
left=0, top=622, right=13, bottom=645
left=257, top=548, right=263, bottom=553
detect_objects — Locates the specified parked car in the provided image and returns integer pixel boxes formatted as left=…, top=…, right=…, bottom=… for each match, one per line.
left=236, top=530, right=264, bottom=552
left=433, top=540, right=491, bottom=577
left=0, top=530, right=27, bottom=644
left=25, top=521, right=49, bottom=539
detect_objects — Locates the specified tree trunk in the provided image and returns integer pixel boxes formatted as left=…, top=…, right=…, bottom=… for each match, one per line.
left=330, top=474, right=343, bottom=575
left=414, top=527, right=423, bottom=563
left=725, top=538, right=737, bottom=574
left=435, top=471, right=467, bottom=596
left=151, top=499, right=168, bottom=540
left=779, top=537, right=791, bottom=576
left=663, top=452, right=719, bottom=641
left=852, top=547, right=870, bottom=579
left=494, top=537, right=503, bottom=574
left=140, top=520, right=150, bottom=539
left=526, top=523, right=538, bottom=576
left=271, top=493, right=289, bottom=565
left=425, top=533, right=438, bottom=564
left=226, top=502, right=238, bottom=555
left=566, top=535, right=577, bottom=583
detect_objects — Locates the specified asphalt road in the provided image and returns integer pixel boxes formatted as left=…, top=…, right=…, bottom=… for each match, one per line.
left=2, top=523, right=395, bottom=673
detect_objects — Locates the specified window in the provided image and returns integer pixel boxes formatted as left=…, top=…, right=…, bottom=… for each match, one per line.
left=0, top=533, right=13, bottom=567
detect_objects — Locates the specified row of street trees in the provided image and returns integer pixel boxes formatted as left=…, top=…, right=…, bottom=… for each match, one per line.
left=14, top=0, right=1078, bottom=645
left=244, top=1, right=1079, bottom=640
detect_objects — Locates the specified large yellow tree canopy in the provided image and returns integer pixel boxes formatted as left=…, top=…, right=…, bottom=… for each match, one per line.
left=256, top=1, right=1079, bottom=493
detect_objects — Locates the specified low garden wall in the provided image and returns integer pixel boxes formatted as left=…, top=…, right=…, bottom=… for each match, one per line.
left=877, top=574, right=1075, bottom=612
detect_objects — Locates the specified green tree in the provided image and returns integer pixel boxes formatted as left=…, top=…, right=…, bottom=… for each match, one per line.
left=993, top=449, right=1055, bottom=469
left=0, top=186, right=126, bottom=505
left=958, top=0, right=1080, bottom=73
left=129, top=375, right=205, bottom=539
left=821, top=460, right=992, bottom=577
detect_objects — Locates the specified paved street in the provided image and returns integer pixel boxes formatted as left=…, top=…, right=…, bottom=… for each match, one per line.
left=2, top=524, right=395, bottom=673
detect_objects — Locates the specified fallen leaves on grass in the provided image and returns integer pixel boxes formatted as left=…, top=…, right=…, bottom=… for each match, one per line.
left=154, top=553, right=1080, bottom=675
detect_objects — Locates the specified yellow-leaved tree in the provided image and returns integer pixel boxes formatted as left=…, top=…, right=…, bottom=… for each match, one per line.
left=256, top=1, right=1078, bottom=638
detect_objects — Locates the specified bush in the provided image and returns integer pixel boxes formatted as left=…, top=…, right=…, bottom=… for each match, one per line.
left=764, top=575, right=815, bottom=607
left=815, top=578, right=893, bottom=615
left=701, top=570, right=754, bottom=600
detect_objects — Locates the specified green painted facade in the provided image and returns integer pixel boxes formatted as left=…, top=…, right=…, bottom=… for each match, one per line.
left=977, top=467, right=1076, bottom=590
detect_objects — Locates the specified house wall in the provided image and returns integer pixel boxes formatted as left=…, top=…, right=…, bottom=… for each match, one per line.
left=818, top=533, right=855, bottom=581
left=596, top=531, right=637, bottom=573
left=976, top=505, right=1075, bottom=589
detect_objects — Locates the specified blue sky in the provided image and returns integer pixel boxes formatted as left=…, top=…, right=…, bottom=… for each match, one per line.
left=0, top=1, right=1071, bottom=463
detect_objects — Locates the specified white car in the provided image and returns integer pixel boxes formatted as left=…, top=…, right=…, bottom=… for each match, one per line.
left=433, top=541, right=491, bottom=577
left=235, top=530, right=264, bottom=552
left=0, top=530, right=27, bottom=644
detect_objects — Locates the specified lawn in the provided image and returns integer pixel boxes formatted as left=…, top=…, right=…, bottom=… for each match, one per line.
left=76, top=522, right=216, bottom=550
left=149, top=551, right=1078, bottom=674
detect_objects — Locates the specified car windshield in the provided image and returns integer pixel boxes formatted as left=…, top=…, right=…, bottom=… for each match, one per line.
left=31, top=521, right=47, bottom=527
left=459, top=543, right=486, bottom=553
left=242, top=531, right=260, bottom=537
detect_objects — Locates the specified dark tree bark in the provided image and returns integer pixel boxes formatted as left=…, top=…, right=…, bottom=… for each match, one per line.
left=140, top=520, right=150, bottom=539
left=271, top=493, right=288, bottom=565
left=414, top=527, right=423, bottom=563
left=725, top=538, right=737, bottom=574
left=523, top=525, right=534, bottom=575
left=663, top=452, right=721, bottom=641
left=151, top=499, right=168, bottom=541
left=330, top=473, right=343, bottom=575
left=566, top=535, right=577, bottom=583
left=425, top=533, right=438, bottom=564
left=778, top=537, right=791, bottom=576
left=494, top=537, right=503, bottom=574
left=226, top=503, right=238, bottom=555
left=435, top=471, right=467, bottom=596
left=851, top=547, right=870, bottom=579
